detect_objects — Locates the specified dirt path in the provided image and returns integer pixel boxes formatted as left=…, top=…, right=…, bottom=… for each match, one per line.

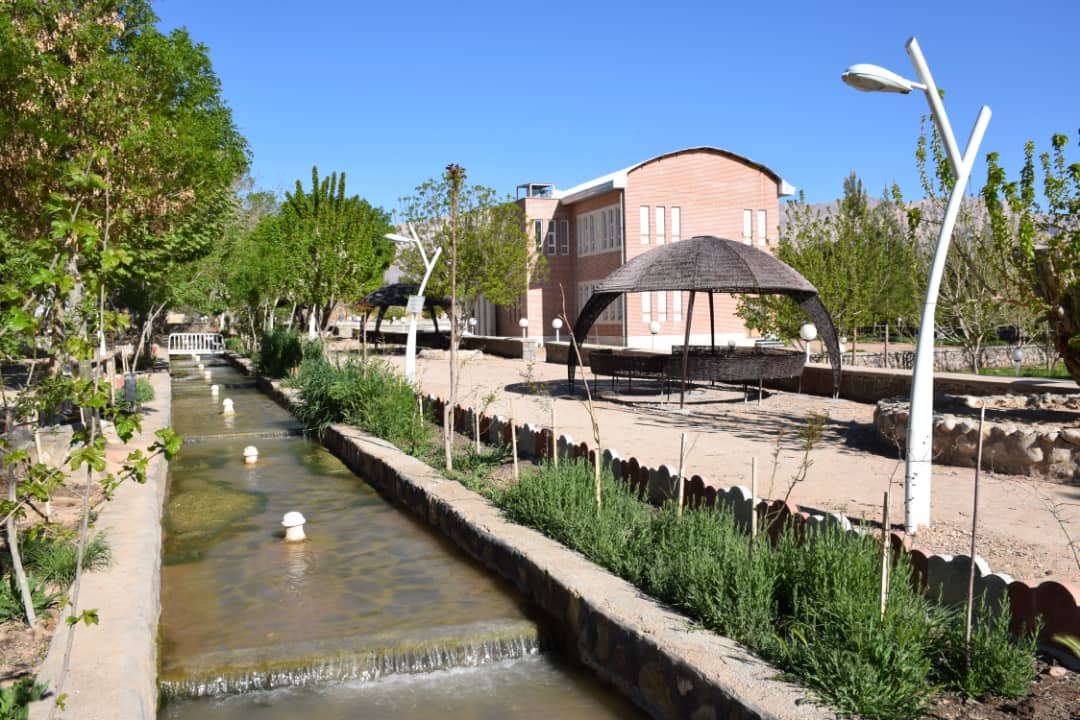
left=344, top=344, right=1079, bottom=586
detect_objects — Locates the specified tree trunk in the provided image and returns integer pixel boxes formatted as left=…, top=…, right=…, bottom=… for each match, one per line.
left=5, top=439, right=37, bottom=628
left=883, top=322, right=890, bottom=369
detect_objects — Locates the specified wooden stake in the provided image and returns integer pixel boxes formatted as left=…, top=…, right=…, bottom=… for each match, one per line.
left=880, top=486, right=891, bottom=621
left=676, top=432, right=686, bottom=518
left=418, top=392, right=424, bottom=422
left=551, top=400, right=558, bottom=468
left=750, top=457, right=758, bottom=558
left=510, top=413, right=520, bottom=484
left=965, top=403, right=987, bottom=670
left=474, top=410, right=481, bottom=453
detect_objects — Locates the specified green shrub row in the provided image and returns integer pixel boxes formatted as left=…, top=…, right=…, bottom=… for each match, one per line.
left=288, top=357, right=430, bottom=453
left=256, top=328, right=321, bottom=377
left=495, top=459, right=1037, bottom=720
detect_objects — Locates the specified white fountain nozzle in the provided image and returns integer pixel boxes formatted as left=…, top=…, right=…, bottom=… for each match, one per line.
left=222, top=398, right=236, bottom=415
left=282, top=511, right=306, bottom=542
left=210, top=384, right=220, bottom=396
left=203, top=369, right=212, bottom=381
left=242, top=445, right=258, bottom=464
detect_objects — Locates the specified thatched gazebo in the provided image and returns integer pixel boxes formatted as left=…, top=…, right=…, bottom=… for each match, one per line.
left=568, top=236, right=842, bottom=405
left=361, top=283, right=451, bottom=334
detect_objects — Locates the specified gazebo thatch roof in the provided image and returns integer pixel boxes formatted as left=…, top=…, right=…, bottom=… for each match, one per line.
left=361, top=283, right=450, bottom=310
left=569, top=236, right=842, bottom=395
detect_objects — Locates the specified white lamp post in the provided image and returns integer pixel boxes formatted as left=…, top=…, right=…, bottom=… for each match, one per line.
left=467, top=317, right=477, bottom=336
left=518, top=317, right=529, bottom=339
left=648, top=320, right=661, bottom=350
left=1011, top=346, right=1025, bottom=377
left=843, top=37, right=991, bottom=533
left=799, top=323, right=818, bottom=364
left=385, top=224, right=443, bottom=384
left=551, top=317, right=563, bottom=343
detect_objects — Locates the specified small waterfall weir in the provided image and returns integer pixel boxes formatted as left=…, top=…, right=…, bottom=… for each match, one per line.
left=158, top=358, right=642, bottom=718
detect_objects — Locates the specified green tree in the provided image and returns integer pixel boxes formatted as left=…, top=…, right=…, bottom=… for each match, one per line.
left=280, top=167, right=395, bottom=336
left=983, top=132, right=1080, bottom=382
left=399, top=166, right=541, bottom=469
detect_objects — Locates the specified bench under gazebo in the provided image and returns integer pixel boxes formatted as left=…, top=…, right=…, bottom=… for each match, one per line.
left=568, top=236, right=842, bottom=407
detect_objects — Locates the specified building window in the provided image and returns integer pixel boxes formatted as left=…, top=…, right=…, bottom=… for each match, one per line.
left=576, top=204, right=622, bottom=257
left=641, top=290, right=651, bottom=323
left=546, top=221, right=557, bottom=255
left=757, top=209, right=767, bottom=245
left=742, top=210, right=752, bottom=243
left=655, top=290, right=667, bottom=322
left=672, top=290, right=682, bottom=321
left=655, top=206, right=665, bottom=245
left=671, top=207, right=681, bottom=242
left=534, top=220, right=544, bottom=250
left=560, top=220, right=570, bottom=255
left=639, top=206, right=649, bottom=244
left=578, top=282, right=623, bottom=324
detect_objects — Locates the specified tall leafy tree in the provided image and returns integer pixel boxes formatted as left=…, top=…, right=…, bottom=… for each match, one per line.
left=984, top=132, right=1080, bottom=381
left=399, top=166, right=541, bottom=469
left=280, top=167, right=395, bottom=335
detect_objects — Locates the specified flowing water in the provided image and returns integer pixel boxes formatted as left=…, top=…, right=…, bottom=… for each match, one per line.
left=158, top=358, right=641, bottom=718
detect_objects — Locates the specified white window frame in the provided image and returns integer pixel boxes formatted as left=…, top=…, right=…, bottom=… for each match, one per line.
left=577, top=204, right=623, bottom=257
left=641, top=290, right=651, bottom=323
left=655, top=290, right=667, bottom=322
left=534, top=219, right=544, bottom=250
left=579, top=282, right=623, bottom=324
left=671, top=207, right=681, bottom=242
left=742, top=209, right=752, bottom=244
left=546, top=220, right=557, bottom=255
left=639, top=206, right=649, bottom=244
left=560, top=219, right=570, bottom=255
left=672, top=290, right=682, bottom=321
left=655, top=206, right=665, bottom=245
left=757, top=209, right=767, bottom=245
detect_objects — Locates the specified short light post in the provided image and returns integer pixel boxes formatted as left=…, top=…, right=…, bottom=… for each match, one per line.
left=385, top=225, right=443, bottom=384
left=467, top=317, right=477, bottom=336
left=518, top=317, right=529, bottom=339
left=800, top=323, right=818, bottom=364
left=1011, top=346, right=1025, bottom=377
left=551, top=317, right=563, bottom=343
left=649, top=320, right=661, bottom=350
left=843, top=37, right=992, bottom=533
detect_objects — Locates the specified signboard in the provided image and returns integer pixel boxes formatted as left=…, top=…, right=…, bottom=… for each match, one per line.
left=405, top=295, right=425, bottom=315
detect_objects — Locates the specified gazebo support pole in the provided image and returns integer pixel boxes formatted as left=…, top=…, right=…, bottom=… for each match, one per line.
left=432, top=307, right=440, bottom=334
left=375, top=306, right=387, bottom=334
left=708, top=291, right=716, bottom=352
left=680, top=291, right=696, bottom=409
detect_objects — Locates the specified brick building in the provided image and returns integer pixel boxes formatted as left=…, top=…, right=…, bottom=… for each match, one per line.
left=492, top=147, right=794, bottom=349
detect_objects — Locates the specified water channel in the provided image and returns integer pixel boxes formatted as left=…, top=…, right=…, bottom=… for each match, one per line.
left=157, top=357, right=642, bottom=718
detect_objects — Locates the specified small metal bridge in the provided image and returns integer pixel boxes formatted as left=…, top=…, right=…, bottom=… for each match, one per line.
left=168, top=333, right=225, bottom=356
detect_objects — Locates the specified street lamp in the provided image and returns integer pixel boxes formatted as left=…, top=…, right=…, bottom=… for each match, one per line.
left=649, top=320, right=661, bottom=350
left=551, top=317, right=563, bottom=343
left=385, top=224, right=443, bottom=384
left=467, top=317, right=477, bottom=336
left=799, top=323, right=817, bottom=364
left=1011, top=346, right=1025, bottom=377
left=518, top=317, right=529, bottom=339
left=843, top=37, right=991, bottom=533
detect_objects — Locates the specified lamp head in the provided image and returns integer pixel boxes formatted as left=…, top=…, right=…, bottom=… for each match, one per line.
left=648, top=320, right=661, bottom=335
left=799, top=323, right=818, bottom=342
left=841, top=63, right=922, bottom=94
left=518, top=318, right=529, bottom=328
left=551, top=318, right=563, bottom=330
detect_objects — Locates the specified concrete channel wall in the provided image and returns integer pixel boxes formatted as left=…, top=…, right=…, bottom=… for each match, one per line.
left=227, top=354, right=837, bottom=720
left=30, top=373, right=172, bottom=720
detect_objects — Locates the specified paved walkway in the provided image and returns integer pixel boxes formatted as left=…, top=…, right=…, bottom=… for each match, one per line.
left=346, top=344, right=1079, bottom=585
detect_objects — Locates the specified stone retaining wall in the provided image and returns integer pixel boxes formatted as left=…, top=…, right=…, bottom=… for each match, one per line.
left=225, top=353, right=835, bottom=719
left=228, top=354, right=1080, bottom=672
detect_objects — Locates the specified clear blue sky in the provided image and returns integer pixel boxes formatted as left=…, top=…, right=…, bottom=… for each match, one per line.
left=157, top=0, right=1078, bottom=215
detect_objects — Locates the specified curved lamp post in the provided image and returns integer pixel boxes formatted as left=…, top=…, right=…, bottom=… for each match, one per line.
left=843, top=37, right=991, bottom=533
left=551, top=317, right=563, bottom=343
left=386, top=224, right=443, bottom=384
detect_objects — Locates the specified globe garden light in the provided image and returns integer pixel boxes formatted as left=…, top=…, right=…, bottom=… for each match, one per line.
left=551, top=317, right=563, bottom=342
left=518, top=317, right=529, bottom=339
left=843, top=36, right=992, bottom=533
left=799, top=323, right=818, bottom=363
left=648, top=320, right=661, bottom=349
left=1012, top=346, right=1025, bottom=376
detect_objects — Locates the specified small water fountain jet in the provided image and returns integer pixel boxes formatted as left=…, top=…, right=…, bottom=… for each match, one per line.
left=242, top=445, right=258, bottom=464
left=282, top=511, right=306, bottom=542
left=203, top=369, right=212, bottom=381
left=210, top=384, right=220, bottom=396
left=221, top=398, right=235, bottom=416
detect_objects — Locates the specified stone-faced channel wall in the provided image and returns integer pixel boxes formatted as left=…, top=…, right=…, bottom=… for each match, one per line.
left=227, top=355, right=835, bottom=720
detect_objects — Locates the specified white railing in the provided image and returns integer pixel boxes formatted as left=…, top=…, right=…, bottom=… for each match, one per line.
left=168, top=333, right=225, bottom=355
